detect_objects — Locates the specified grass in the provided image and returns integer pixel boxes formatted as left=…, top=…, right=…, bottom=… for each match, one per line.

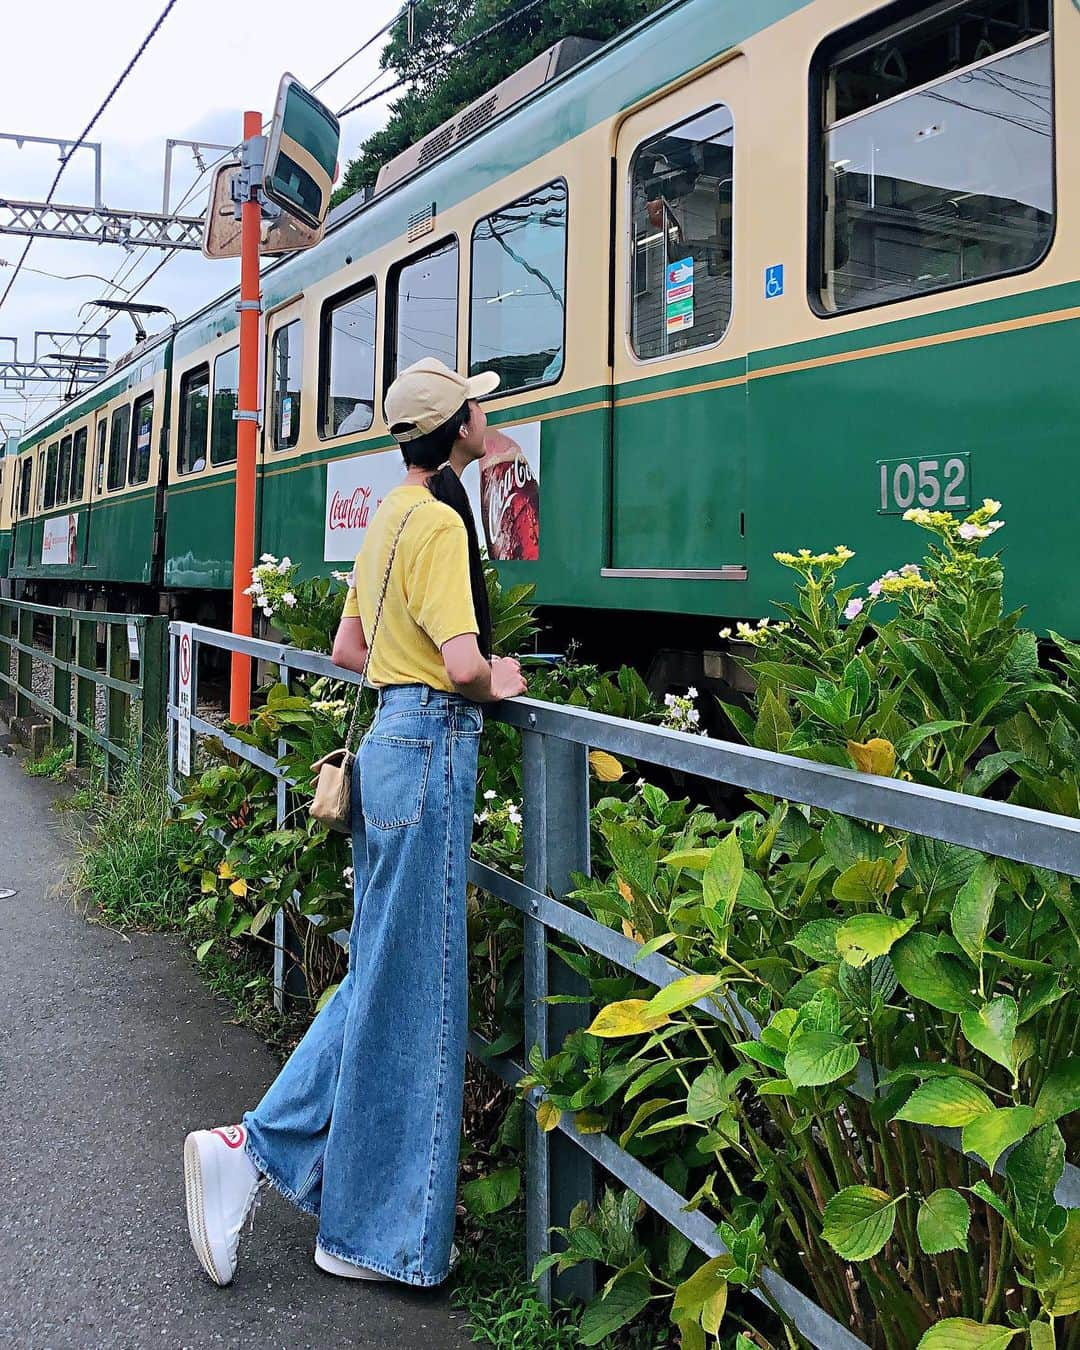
left=25, top=741, right=73, bottom=780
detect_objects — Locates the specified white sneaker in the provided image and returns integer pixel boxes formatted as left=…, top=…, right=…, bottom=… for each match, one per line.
left=313, top=1242, right=460, bottom=1282
left=184, top=1123, right=263, bottom=1286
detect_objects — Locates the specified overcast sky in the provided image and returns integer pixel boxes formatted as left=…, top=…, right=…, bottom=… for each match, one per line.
left=0, top=0, right=404, bottom=435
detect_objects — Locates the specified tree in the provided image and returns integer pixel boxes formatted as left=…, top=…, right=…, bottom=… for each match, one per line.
left=334, top=0, right=666, bottom=203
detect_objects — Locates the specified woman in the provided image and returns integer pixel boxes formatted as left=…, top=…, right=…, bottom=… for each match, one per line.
left=184, top=358, right=527, bottom=1289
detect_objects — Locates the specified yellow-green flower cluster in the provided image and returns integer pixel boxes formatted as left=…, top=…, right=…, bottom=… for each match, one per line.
left=718, top=618, right=779, bottom=647
left=879, top=574, right=933, bottom=597
left=773, top=545, right=855, bottom=568
left=902, top=499, right=1005, bottom=549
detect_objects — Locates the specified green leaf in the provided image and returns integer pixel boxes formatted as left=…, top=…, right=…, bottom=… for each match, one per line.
left=734, top=1040, right=787, bottom=1073
left=1005, top=1124, right=1065, bottom=1241
left=881, top=1061, right=986, bottom=1086
left=833, top=857, right=896, bottom=904
left=970, top=1180, right=1015, bottom=1224
left=633, top=932, right=678, bottom=961
left=661, top=848, right=713, bottom=871
left=703, top=831, right=744, bottom=923
left=822, top=815, right=890, bottom=870
left=671, top=1254, right=732, bottom=1325
left=785, top=1030, right=859, bottom=1089
left=797, top=987, right=841, bottom=1035
left=896, top=720, right=968, bottom=759
left=195, top=938, right=215, bottom=962
left=893, top=932, right=978, bottom=1013
left=579, top=1273, right=652, bottom=1346
left=1029, top=1323, right=1055, bottom=1350
left=894, top=1079, right=994, bottom=1127
left=917, top=1189, right=971, bottom=1254
left=647, top=973, right=725, bottom=1018
left=687, top=1066, right=729, bottom=1122
left=908, top=836, right=981, bottom=898
left=736, top=869, right=774, bottom=912
left=821, top=1185, right=902, bottom=1261
left=314, top=981, right=340, bottom=1013
left=587, top=1000, right=670, bottom=1039
left=962, top=1106, right=1035, bottom=1171
left=1037, top=1209, right=1080, bottom=1317
left=753, top=688, right=793, bottom=753
left=951, top=860, right=998, bottom=970
left=619, top=1098, right=672, bottom=1148
left=960, top=997, right=1017, bottom=1074
left=462, top=1166, right=520, bottom=1217
left=1033, top=1058, right=1080, bottom=1127
left=836, top=914, right=916, bottom=967
left=915, top=1319, right=1019, bottom=1349
left=788, top=919, right=842, bottom=963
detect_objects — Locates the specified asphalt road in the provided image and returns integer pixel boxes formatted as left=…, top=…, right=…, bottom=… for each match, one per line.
left=0, top=751, right=475, bottom=1349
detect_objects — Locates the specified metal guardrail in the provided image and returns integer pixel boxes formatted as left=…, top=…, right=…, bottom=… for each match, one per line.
left=0, top=598, right=167, bottom=786
left=166, top=623, right=1080, bottom=1350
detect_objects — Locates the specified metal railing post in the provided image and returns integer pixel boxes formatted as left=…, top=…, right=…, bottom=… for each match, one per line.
left=523, top=729, right=597, bottom=1306
left=51, top=610, right=73, bottom=747
left=73, top=616, right=96, bottom=769
left=0, top=600, right=12, bottom=716
left=139, top=617, right=168, bottom=770
left=104, top=622, right=127, bottom=791
left=272, top=660, right=307, bottom=1010
left=16, top=605, right=32, bottom=720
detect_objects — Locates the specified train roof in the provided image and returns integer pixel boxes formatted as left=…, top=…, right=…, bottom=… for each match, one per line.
left=21, top=0, right=810, bottom=445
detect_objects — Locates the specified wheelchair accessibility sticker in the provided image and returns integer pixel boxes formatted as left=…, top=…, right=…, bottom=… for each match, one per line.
left=765, top=264, right=785, bottom=299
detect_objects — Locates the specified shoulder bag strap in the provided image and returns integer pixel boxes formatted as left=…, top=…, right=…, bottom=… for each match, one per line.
left=343, top=500, right=430, bottom=751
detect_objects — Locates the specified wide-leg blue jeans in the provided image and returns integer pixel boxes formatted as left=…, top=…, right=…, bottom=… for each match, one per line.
left=243, top=684, right=482, bottom=1286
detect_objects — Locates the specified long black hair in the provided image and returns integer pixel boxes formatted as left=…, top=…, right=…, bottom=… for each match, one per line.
left=392, top=401, right=492, bottom=658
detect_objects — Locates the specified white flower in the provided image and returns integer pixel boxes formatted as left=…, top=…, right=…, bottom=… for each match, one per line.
left=958, top=522, right=989, bottom=541
left=718, top=627, right=732, bottom=639
left=686, top=686, right=698, bottom=699
left=844, top=597, right=864, bottom=620
left=508, top=806, right=523, bottom=826
left=261, top=604, right=272, bottom=617
left=282, top=592, right=297, bottom=608
left=664, top=693, right=677, bottom=708
left=688, top=709, right=700, bottom=724
left=483, top=789, right=497, bottom=801
left=635, top=778, right=645, bottom=788
left=868, top=580, right=883, bottom=597
left=260, top=552, right=276, bottom=563
left=343, top=866, right=354, bottom=885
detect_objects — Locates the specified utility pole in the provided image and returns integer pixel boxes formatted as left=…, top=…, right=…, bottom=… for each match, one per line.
left=228, top=112, right=264, bottom=726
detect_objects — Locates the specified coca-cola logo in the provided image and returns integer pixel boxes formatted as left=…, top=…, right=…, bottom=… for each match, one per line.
left=328, top=485, right=373, bottom=531
left=484, top=457, right=534, bottom=543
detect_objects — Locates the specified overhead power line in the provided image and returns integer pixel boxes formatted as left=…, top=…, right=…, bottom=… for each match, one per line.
left=0, top=0, right=182, bottom=317
left=338, top=0, right=548, bottom=117
left=314, top=5, right=409, bottom=92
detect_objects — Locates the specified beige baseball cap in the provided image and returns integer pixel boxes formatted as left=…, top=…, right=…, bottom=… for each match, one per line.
left=385, top=357, right=500, bottom=443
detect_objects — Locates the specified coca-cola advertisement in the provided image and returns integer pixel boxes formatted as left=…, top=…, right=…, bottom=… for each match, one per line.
left=463, top=421, right=541, bottom=563
left=323, top=449, right=405, bottom=562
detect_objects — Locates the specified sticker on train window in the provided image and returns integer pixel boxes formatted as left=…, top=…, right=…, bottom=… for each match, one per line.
left=877, top=453, right=970, bottom=515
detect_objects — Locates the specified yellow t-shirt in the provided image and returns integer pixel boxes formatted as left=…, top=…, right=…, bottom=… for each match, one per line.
left=340, top=485, right=478, bottom=691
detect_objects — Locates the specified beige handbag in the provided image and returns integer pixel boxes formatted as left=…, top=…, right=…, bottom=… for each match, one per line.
left=310, top=503, right=428, bottom=833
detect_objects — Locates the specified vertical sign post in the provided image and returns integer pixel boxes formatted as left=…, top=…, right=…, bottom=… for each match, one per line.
left=176, top=622, right=193, bottom=777
left=228, top=109, right=264, bottom=726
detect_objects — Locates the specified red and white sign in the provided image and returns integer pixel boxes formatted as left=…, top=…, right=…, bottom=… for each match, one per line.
left=323, top=449, right=405, bottom=562
left=176, top=623, right=193, bottom=777
left=463, top=421, right=542, bottom=563
left=41, top=513, right=78, bottom=566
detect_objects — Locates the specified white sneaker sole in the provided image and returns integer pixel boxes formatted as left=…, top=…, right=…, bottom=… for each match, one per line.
left=313, top=1242, right=460, bottom=1283
left=184, top=1132, right=229, bottom=1286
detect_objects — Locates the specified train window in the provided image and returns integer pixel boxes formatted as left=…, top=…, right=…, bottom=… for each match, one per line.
left=57, top=436, right=73, bottom=507
left=815, top=0, right=1052, bottom=314
left=270, top=321, right=303, bottom=451
left=19, top=459, right=32, bottom=516
left=44, top=442, right=59, bottom=511
left=107, top=405, right=130, bottom=492
left=94, top=422, right=107, bottom=496
left=470, top=181, right=568, bottom=395
left=71, top=427, right=88, bottom=502
left=629, top=106, right=734, bottom=360
left=389, top=238, right=458, bottom=382
left=210, top=347, right=240, bottom=464
left=320, top=283, right=376, bottom=438
left=128, top=394, right=154, bottom=485
left=178, top=365, right=209, bottom=475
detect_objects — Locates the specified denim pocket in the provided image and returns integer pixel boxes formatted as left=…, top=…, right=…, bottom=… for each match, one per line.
left=361, top=735, right=433, bottom=829
left=452, top=705, right=483, bottom=737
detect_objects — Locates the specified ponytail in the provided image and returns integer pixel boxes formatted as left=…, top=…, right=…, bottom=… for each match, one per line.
left=394, top=401, right=493, bottom=658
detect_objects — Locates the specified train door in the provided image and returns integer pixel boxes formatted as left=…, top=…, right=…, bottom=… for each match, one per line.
left=608, top=58, right=748, bottom=579
left=81, top=413, right=109, bottom=566
left=13, top=454, right=34, bottom=568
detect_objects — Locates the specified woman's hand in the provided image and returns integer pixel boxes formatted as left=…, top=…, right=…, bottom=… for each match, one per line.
left=489, top=656, right=527, bottom=701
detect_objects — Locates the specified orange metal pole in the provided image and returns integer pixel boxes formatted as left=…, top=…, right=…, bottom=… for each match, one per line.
left=229, top=109, right=262, bottom=725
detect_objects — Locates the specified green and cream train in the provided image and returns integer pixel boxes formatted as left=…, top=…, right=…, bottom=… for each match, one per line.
left=3, top=0, right=1076, bottom=680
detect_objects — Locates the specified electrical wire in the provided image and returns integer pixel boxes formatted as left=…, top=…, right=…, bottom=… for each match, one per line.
left=338, top=0, right=547, bottom=117
left=0, top=0, right=182, bottom=318
left=313, top=5, right=408, bottom=92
